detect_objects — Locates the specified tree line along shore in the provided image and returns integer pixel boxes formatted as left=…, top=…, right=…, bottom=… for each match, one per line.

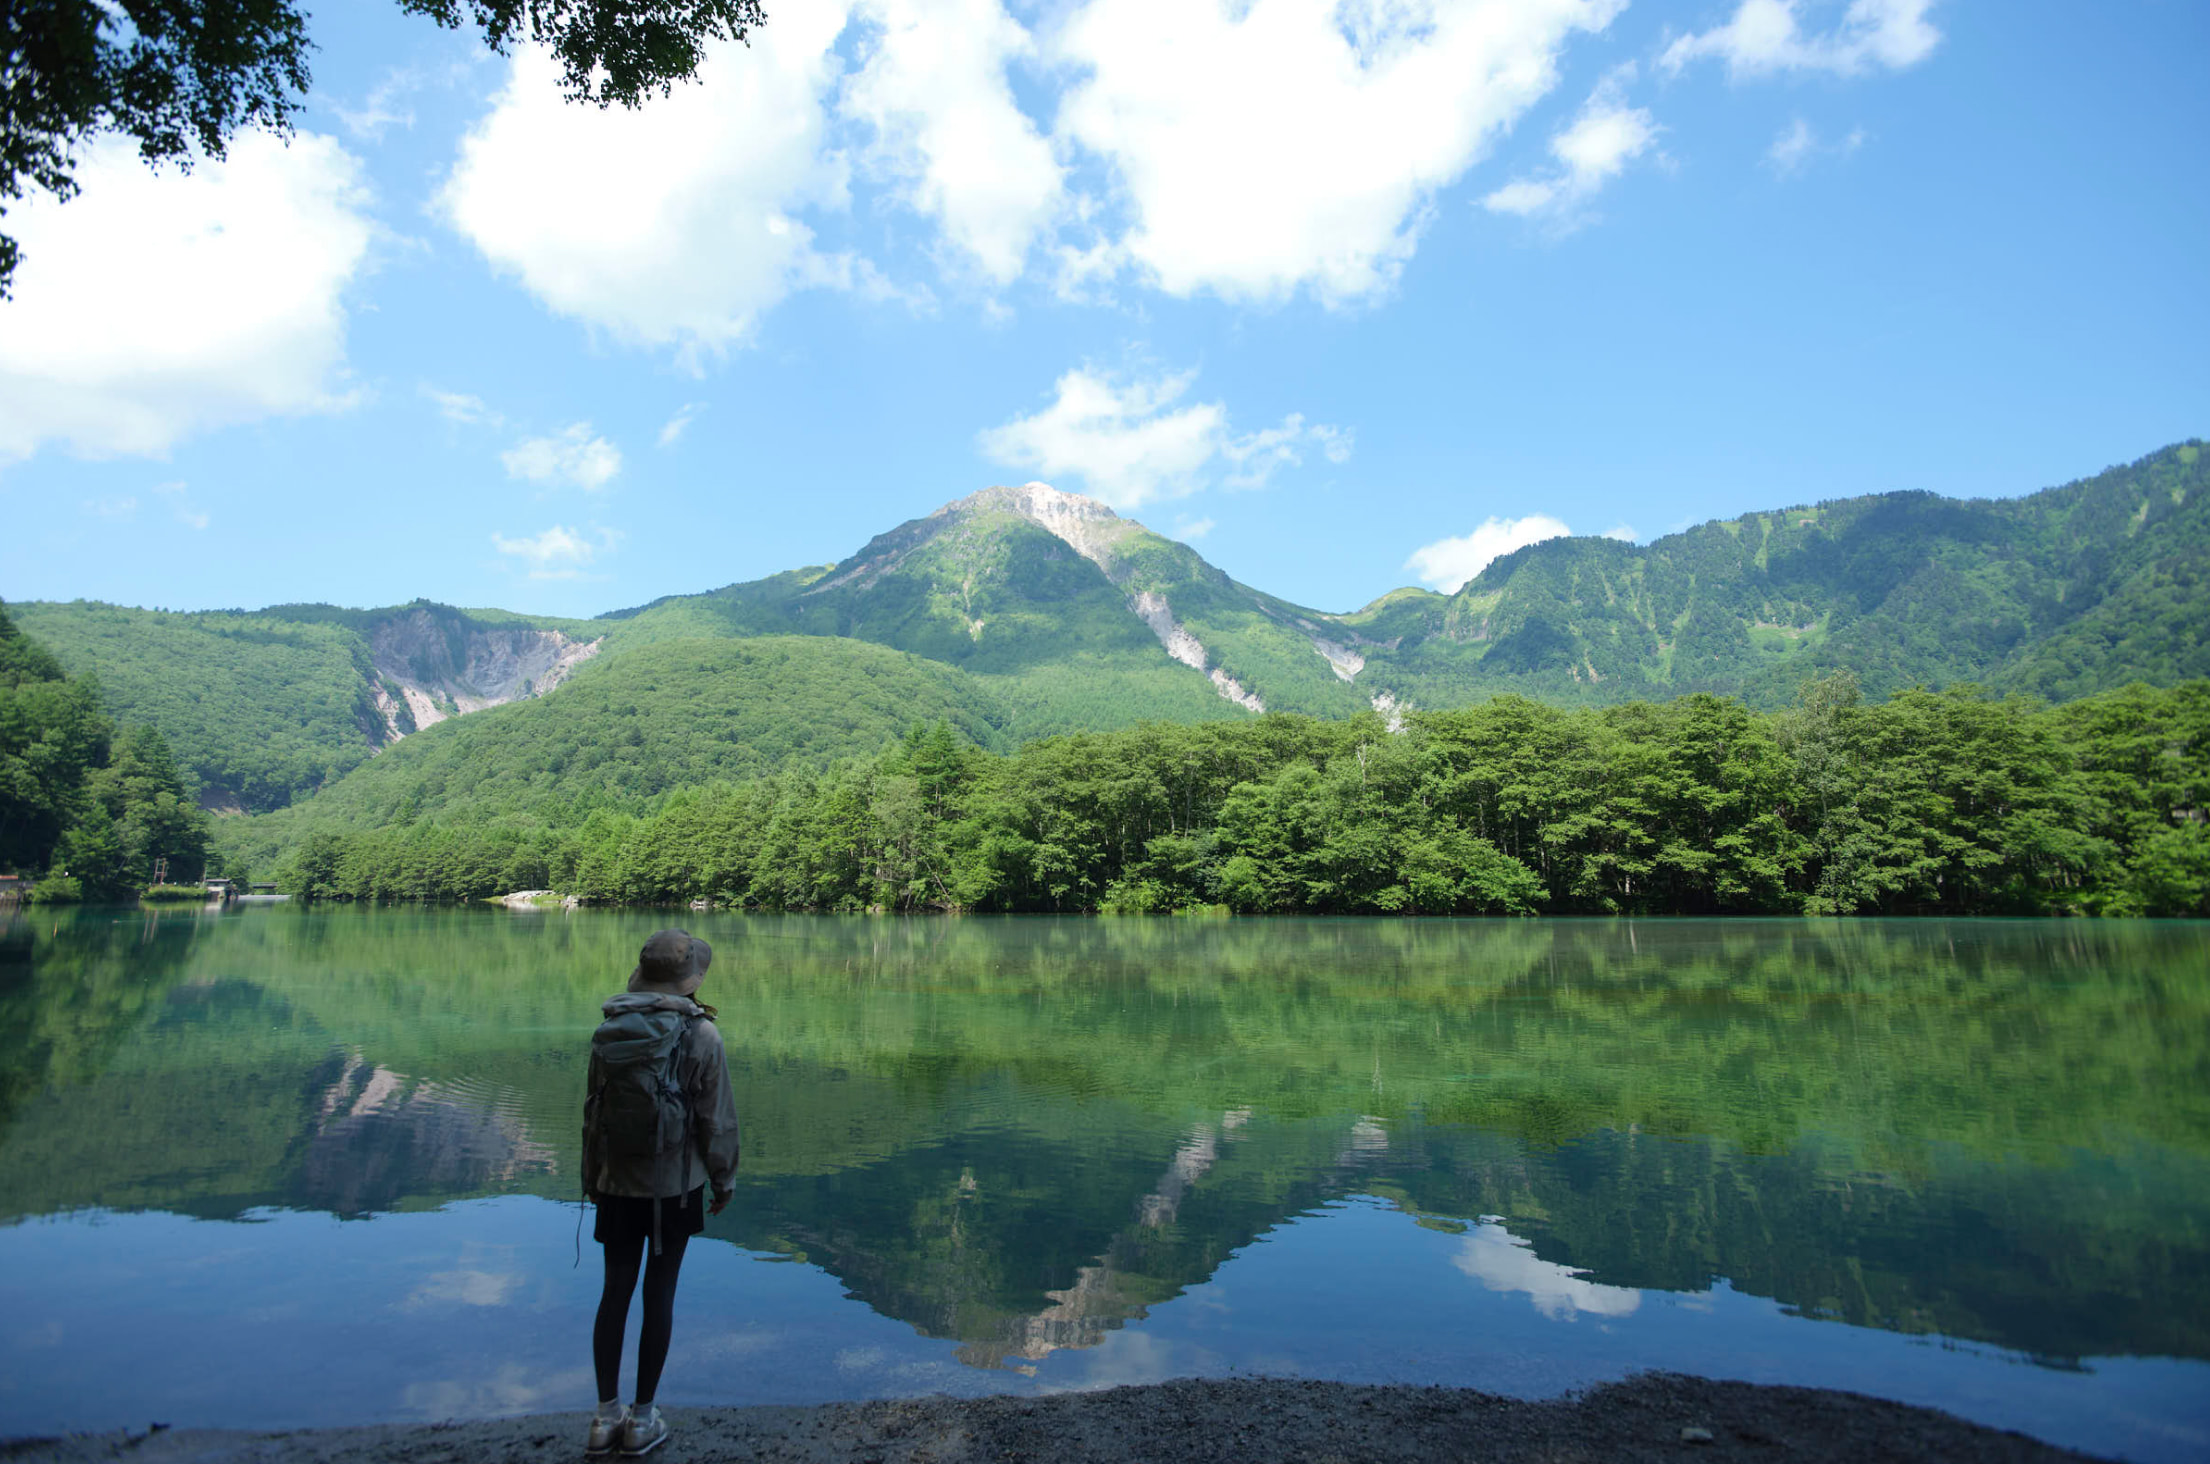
left=9, top=589, right=2205, bottom=917
left=265, top=677, right=2206, bottom=918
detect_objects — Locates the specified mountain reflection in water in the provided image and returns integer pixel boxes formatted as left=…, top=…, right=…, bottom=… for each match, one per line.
left=301, top=1049, right=556, bottom=1216
left=0, top=905, right=2206, bottom=1436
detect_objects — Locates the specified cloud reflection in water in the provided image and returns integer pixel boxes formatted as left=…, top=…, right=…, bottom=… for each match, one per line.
left=1453, top=1218, right=1643, bottom=1321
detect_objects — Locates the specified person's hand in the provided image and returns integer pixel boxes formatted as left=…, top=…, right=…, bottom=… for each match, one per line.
left=709, top=1189, right=731, bottom=1216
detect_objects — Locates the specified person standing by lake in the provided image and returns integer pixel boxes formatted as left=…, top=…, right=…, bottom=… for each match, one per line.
left=583, top=929, right=741, bottom=1457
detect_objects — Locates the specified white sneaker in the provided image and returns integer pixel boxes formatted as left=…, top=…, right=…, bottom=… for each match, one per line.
left=585, top=1402, right=629, bottom=1457
left=621, top=1403, right=670, bottom=1457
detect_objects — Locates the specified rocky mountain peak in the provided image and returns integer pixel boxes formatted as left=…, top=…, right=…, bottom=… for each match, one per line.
left=942, top=481, right=1117, bottom=523
left=940, top=482, right=1139, bottom=578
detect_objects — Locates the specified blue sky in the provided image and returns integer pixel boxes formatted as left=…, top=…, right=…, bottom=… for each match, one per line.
left=0, top=0, right=2203, bottom=619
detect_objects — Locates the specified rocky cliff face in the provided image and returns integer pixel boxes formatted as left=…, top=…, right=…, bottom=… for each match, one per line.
left=364, top=608, right=601, bottom=742
left=965, top=484, right=1272, bottom=712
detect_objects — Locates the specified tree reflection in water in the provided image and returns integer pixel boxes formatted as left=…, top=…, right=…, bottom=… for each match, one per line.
left=0, top=904, right=2204, bottom=1373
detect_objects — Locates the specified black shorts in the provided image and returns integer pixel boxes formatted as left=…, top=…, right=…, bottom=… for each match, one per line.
left=594, top=1186, right=706, bottom=1246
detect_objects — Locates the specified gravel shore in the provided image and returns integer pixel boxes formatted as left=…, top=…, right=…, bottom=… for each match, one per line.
left=3, top=1373, right=2102, bottom=1463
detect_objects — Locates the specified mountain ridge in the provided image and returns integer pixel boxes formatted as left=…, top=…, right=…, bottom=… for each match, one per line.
left=12, top=439, right=2205, bottom=813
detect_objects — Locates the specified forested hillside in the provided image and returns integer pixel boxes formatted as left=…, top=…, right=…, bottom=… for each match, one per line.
left=257, top=677, right=2210, bottom=919
left=1342, top=441, right=2209, bottom=706
left=10, top=599, right=604, bottom=812
left=0, top=602, right=210, bottom=894
left=215, top=636, right=1010, bottom=877
left=10, top=602, right=391, bottom=811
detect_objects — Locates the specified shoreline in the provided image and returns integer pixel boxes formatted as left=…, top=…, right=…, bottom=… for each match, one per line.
left=29, top=896, right=2180, bottom=919
left=3, top=1373, right=2106, bottom=1462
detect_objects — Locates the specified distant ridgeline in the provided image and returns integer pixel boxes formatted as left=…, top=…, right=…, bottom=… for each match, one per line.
left=14, top=441, right=2207, bottom=822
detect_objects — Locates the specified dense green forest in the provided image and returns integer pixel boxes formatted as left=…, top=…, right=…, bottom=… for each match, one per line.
left=1345, top=441, right=2210, bottom=707
left=9, top=598, right=602, bottom=812
left=213, top=636, right=1012, bottom=877
left=255, top=675, right=2209, bottom=918
left=0, top=602, right=213, bottom=896
left=15, top=442, right=2206, bottom=817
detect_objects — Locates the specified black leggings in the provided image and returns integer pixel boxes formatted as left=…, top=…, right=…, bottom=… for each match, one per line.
left=593, top=1228, right=690, bottom=1405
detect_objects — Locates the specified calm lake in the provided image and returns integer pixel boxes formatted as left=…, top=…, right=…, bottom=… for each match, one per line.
left=1, top=906, right=2205, bottom=1458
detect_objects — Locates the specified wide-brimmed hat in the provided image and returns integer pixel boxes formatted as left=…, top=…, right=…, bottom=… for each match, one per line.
left=627, top=928, right=713, bottom=996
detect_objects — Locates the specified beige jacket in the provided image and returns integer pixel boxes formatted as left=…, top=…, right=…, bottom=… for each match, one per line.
left=582, top=992, right=742, bottom=1201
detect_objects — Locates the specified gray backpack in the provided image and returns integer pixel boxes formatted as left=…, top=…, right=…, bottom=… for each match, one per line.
left=585, top=1000, right=699, bottom=1250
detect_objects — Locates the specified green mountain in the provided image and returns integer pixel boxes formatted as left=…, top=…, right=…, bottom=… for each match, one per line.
left=598, top=443, right=2209, bottom=719
left=613, top=443, right=2210, bottom=722
left=1344, top=440, right=2210, bottom=707
left=216, top=635, right=1010, bottom=873
left=13, top=443, right=2206, bottom=816
left=602, top=482, right=1371, bottom=727
left=9, top=599, right=606, bottom=812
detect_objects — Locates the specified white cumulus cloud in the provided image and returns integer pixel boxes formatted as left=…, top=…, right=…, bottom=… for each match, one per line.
left=1406, top=514, right=1573, bottom=591
left=491, top=524, right=619, bottom=579
left=502, top=424, right=622, bottom=491
left=979, top=368, right=1349, bottom=510
left=1661, top=0, right=1940, bottom=78
left=439, top=0, right=857, bottom=362
left=1051, top=0, right=1626, bottom=304
left=0, top=131, right=374, bottom=466
left=843, top=0, right=1062, bottom=285
left=1483, top=67, right=1658, bottom=223
left=428, top=0, right=1657, bottom=333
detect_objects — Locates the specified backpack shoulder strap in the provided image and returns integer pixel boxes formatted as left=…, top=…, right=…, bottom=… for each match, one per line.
left=669, top=1011, right=706, bottom=1084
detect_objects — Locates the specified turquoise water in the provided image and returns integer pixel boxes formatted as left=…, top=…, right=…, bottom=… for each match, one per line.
left=1, top=905, right=2205, bottom=1459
